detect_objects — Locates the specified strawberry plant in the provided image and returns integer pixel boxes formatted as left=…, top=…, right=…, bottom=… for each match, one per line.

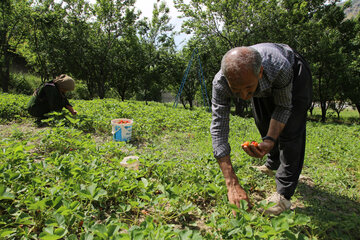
left=0, top=93, right=359, bottom=239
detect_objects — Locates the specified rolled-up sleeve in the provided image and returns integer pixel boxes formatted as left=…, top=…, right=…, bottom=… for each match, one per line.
left=210, top=72, right=232, bottom=159
left=271, top=64, right=293, bottom=124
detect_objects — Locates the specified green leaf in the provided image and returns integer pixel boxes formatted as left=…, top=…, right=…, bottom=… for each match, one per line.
left=283, top=230, right=298, bottom=240
left=91, top=224, right=108, bottom=238
left=0, top=228, right=16, bottom=238
left=141, top=178, right=149, bottom=188
left=179, top=229, right=193, bottom=240
left=93, top=189, right=107, bottom=201
left=39, top=226, right=67, bottom=240
left=54, top=213, right=65, bottom=226
left=139, top=195, right=151, bottom=201
left=245, top=225, right=253, bottom=237
left=107, top=224, right=120, bottom=237
left=228, top=227, right=242, bottom=236
left=32, top=177, right=43, bottom=184
left=229, top=203, right=240, bottom=213
left=29, top=199, right=48, bottom=211
left=239, top=199, right=248, bottom=211
left=131, top=229, right=144, bottom=240
left=69, top=201, right=80, bottom=210
left=15, top=212, right=34, bottom=225
left=65, top=115, right=80, bottom=124
left=67, top=234, right=78, bottom=240
left=0, top=185, right=15, bottom=200
left=52, top=196, right=63, bottom=209
left=54, top=227, right=67, bottom=236
left=293, top=214, right=310, bottom=226
left=180, top=204, right=195, bottom=214
left=81, top=232, right=94, bottom=240
left=87, top=184, right=97, bottom=197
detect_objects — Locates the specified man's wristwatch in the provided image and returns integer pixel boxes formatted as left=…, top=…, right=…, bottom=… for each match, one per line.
left=262, top=136, right=276, bottom=143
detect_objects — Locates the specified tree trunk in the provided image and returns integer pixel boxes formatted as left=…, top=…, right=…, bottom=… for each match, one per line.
left=189, top=99, right=193, bottom=110
left=186, top=93, right=194, bottom=110
left=120, top=89, right=125, bottom=101
left=320, top=101, right=327, bottom=122
left=97, top=73, right=105, bottom=99
left=1, top=42, right=10, bottom=92
left=0, top=1, right=10, bottom=92
left=355, top=103, right=360, bottom=118
left=309, top=102, right=315, bottom=115
left=1, top=54, right=10, bottom=93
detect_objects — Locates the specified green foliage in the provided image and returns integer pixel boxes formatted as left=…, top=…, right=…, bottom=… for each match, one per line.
left=0, top=93, right=29, bottom=121
left=2, top=0, right=360, bottom=120
left=136, top=1, right=176, bottom=103
left=8, top=72, right=42, bottom=95
left=0, top=95, right=359, bottom=239
left=69, top=80, right=92, bottom=100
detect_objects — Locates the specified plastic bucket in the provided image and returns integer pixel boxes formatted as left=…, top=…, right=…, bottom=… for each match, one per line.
left=111, top=118, right=133, bottom=142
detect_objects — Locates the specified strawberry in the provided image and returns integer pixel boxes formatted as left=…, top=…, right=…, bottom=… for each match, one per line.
left=251, top=141, right=259, bottom=147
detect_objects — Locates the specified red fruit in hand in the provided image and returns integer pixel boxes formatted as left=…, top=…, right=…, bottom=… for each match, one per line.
left=251, top=141, right=259, bottom=147
left=241, top=141, right=250, bottom=147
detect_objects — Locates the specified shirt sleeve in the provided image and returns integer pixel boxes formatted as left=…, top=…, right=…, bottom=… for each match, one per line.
left=64, top=98, right=71, bottom=107
left=210, top=72, right=232, bottom=159
left=271, top=67, right=293, bottom=124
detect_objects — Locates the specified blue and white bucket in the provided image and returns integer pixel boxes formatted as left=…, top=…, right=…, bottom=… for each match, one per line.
left=111, top=119, right=133, bottom=142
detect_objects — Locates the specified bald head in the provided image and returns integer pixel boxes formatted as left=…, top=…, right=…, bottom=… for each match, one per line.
left=221, top=47, right=262, bottom=100
left=221, top=47, right=262, bottom=85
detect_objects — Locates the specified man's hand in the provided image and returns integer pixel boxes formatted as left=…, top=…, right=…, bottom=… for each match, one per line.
left=243, top=118, right=284, bottom=158
left=227, top=182, right=250, bottom=215
left=242, top=140, right=274, bottom=158
left=217, top=155, right=251, bottom=216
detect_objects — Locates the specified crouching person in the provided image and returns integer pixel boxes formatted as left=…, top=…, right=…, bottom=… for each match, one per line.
left=27, top=74, right=77, bottom=124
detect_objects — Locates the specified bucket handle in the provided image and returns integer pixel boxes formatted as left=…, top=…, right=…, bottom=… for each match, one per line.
left=112, top=125, right=122, bottom=135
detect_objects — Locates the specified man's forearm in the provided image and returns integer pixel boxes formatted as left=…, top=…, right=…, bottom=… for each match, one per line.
left=266, top=118, right=285, bottom=140
left=217, top=155, right=239, bottom=186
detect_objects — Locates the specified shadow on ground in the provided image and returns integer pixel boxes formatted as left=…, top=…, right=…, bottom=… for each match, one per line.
left=295, top=177, right=360, bottom=240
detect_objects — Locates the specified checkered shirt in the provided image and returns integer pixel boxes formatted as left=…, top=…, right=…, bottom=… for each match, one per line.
left=210, top=43, right=295, bottom=159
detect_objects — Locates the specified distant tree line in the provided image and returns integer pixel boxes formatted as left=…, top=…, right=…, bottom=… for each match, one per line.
left=1, top=0, right=359, bottom=121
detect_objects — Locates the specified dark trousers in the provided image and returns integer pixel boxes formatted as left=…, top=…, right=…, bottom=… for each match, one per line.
left=252, top=52, right=313, bottom=199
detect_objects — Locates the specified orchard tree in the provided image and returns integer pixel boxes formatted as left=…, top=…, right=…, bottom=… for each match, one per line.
left=60, top=0, right=96, bottom=97
left=88, top=0, right=137, bottom=98
left=137, top=1, right=176, bottom=103
left=343, top=11, right=360, bottom=116
left=0, top=0, right=31, bottom=92
left=307, top=1, right=356, bottom=121
left=111, top=27, right=143, bottom=101
left=174, top=0, right=358, bottom=120
left=176, top=46, right=200, bottom=109
left=173, top=0, right=288, bottom=115
left=173, top=39, right=213, bottom=110
left=24, top=0, right=68, bottom=81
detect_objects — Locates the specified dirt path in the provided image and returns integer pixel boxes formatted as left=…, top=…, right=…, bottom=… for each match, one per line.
left=0, top=121, right=44, bottom=138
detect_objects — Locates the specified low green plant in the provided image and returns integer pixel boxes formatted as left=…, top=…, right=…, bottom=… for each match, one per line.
left=0, top=93, right=359, bottom=239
